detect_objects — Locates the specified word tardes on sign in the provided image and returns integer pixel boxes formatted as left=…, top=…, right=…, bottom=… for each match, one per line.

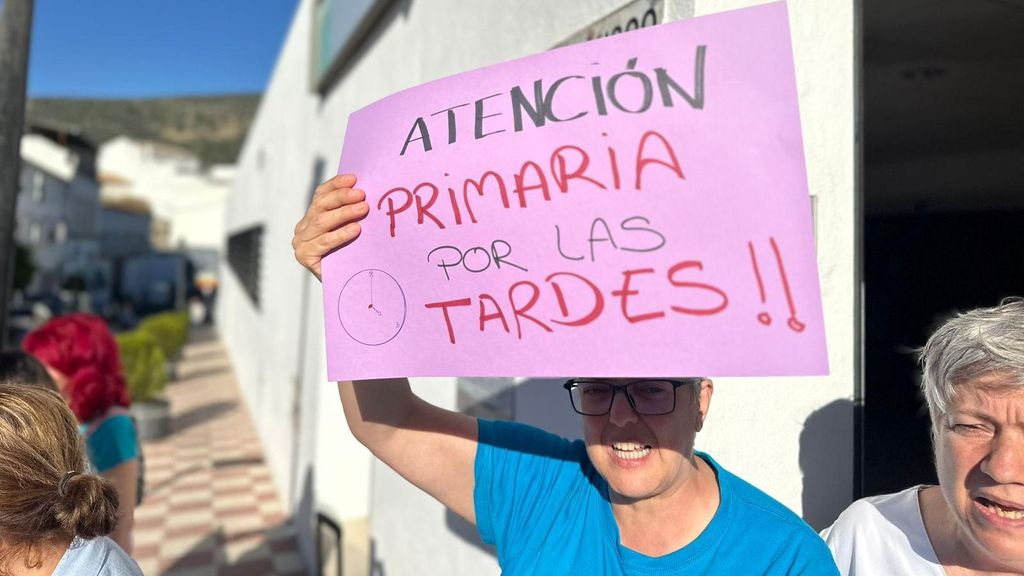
left=323, top=1, right=828, bottom=381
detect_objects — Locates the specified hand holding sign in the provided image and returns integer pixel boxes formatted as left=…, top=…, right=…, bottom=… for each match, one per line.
left=292, top=174, right=368, bottom=282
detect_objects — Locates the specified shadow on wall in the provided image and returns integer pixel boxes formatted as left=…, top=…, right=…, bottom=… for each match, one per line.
left=799, top=398, right=855, bottom=531
left=294, top=467, right=317, bottom=574
left=445, top=510, right=494, bottom=558
left=514, top=378, right=584, bottom=441
left=370, top=539, right=386, bottom=576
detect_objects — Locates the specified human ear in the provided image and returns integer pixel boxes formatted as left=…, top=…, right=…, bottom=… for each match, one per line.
left=697, top=378, right=713, bottom=426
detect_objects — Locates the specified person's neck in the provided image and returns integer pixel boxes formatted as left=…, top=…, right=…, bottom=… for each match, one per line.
left=920, top=486, right=1024, bottom=576
left=611, top=454, right=720, bottom=557
left=3, top=537, right=73, bottom=576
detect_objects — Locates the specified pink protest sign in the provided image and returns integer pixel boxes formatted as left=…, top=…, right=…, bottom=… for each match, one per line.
left=323, top=1, right=828, bottom=381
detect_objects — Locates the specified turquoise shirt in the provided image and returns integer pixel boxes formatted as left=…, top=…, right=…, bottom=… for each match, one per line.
left=474, top=419, right=839, bottom=575
left=79, top=413, right=139, bottom=473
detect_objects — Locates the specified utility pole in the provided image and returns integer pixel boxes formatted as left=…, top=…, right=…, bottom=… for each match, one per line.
left=0, top=0, right=35, bottom=346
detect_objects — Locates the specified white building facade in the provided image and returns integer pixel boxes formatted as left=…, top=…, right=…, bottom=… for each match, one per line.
left=219, top=1, right=858, bottom=574
left=98, top=136, right=234, bottom=257
left=17, top=128, right=101, bottom=297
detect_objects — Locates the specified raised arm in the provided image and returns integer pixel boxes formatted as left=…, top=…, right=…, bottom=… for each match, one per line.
left=293, top=174, right=479, bottom=523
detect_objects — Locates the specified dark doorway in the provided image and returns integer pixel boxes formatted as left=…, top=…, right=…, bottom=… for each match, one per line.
left=863, top=211, right=1024, bottom=495
left=860, top=1, right=1024, bottom=496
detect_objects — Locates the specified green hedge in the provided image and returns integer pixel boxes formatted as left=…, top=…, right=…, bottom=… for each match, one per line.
left=138, top=310, right=190, bottom=361
left=116, top=330, right=168, bottom=403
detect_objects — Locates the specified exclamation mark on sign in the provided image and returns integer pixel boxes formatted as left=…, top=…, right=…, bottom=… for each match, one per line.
left=747, top=241, right=772, bottom=326
left=769, top=237, right=806, bottom=333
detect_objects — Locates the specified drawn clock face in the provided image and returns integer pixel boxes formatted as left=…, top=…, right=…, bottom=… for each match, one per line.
left=338, top=269, right=408, bottom=346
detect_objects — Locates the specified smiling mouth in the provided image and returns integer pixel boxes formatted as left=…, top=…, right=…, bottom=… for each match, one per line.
left=977, top=497, right=1024, bottom=521
left=612, top=442, right=651, bottom=460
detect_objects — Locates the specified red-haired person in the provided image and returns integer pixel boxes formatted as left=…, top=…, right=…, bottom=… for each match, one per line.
left=23, top=314, right=139, bottom=555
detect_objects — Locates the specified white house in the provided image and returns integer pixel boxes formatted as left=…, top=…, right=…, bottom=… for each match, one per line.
left=98, top=137, right=233, bottom=259
left=17, top=124, right=101, bottom=297
left=219, top=2, right=862, bottom=575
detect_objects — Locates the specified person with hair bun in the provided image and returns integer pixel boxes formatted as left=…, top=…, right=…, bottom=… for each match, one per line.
left=0, top=383, right=142, bottom=575
left=23, top=314, right=140, bottom=555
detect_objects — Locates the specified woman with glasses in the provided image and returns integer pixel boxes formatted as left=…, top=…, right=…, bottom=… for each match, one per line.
left=293, top=175, right=838, bottom=574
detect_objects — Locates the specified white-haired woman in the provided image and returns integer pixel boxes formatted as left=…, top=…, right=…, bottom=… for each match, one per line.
left=824, top=298, right=1024, bottom=575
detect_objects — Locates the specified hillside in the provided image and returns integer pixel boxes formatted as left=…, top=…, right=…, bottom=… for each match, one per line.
left=27, top=94, right=261, bottom=166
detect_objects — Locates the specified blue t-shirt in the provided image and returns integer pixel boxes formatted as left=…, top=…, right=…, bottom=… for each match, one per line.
left=79, top=413, right=139, bottom=473
left=474, top=419, right=839, bottom=575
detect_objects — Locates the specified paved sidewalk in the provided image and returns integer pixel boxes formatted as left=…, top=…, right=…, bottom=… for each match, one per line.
left=132, top=328, right=309, bottom=576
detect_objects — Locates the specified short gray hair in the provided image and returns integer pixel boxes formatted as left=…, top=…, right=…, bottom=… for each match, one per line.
left=919, top=297, right=1024, bottom=425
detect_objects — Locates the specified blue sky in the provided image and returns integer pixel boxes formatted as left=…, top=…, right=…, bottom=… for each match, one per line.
left=26, top=1, right=300, bottom=98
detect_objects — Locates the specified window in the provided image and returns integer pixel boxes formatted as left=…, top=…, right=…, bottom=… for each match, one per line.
left=311, top=0, right=390, bottom=92
left=227, top=225, right=263, bottom=307
left=29, top=223, right=41, bottom=245
left=54, top=221, right=67, bottom=244
left=31, top=171, right=44, bottom=202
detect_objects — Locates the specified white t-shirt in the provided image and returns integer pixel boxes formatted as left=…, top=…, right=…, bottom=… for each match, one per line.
left=52, top=536, right=143, bottom=576
left=821, top=486, right=944, bottom=576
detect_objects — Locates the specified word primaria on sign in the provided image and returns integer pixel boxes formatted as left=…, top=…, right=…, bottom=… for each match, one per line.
left=423, top=259, right=729, bottom=344
left=378, top=129, right=686, bottom=239
left=400, top=48, right=707, bottom=156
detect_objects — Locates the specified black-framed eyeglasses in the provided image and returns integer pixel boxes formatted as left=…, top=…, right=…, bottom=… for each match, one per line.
left=562, top=378, right=703, bottom=416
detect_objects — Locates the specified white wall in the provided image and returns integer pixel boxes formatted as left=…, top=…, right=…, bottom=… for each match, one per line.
left=221, top=0, right=857, bottom=573
left=218, top=2, right=375, bottom=572
left=98, top=137, right=231, bottom=251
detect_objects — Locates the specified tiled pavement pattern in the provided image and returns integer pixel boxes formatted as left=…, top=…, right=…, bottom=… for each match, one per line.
left=132, top=328, right=310, bottom=576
